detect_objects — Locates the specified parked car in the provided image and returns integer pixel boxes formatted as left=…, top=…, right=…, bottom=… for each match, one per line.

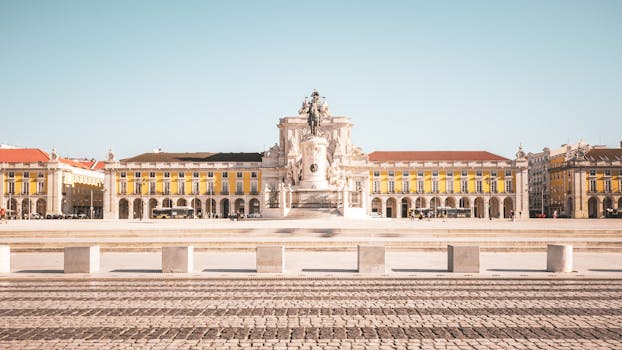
left=27, top=213, right=42, bottom=219
left=370, top=212, right=382, bottom=218
left=248, top=212, right=262, bottom=218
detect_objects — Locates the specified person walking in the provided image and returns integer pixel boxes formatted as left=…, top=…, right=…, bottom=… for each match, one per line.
left=0, top=207, right=7, bottom=224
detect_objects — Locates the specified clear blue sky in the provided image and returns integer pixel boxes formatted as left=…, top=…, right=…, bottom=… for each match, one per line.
left=1, top=0, right=621, bottom=160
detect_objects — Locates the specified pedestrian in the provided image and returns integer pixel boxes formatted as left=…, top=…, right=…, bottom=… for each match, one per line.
left=553, top=210, right=557, bottom=219
left=0, top=207, right=6, bottom=224
left=510, top=210, right=514, bottom=221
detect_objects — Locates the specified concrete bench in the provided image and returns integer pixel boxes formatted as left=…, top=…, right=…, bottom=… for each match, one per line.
left=547, top=244, right=573, bottom=272
left=162, top=246, right=194, bottom=273
left=0, top=245, right=9, bottom=273
left=448, top=245, right=480, bottom=273
left=357, top=245, right=385, bottom=273
left=64, top=246, right=100, bottom=273
left=256, top=246, right=284, bottom=273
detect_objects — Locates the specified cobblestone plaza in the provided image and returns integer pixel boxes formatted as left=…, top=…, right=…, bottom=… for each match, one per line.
left=0, top=277, right=621, bottom=349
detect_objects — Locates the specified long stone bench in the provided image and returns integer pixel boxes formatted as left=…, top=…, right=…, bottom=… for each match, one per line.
left=0, top=245, right=9, bottom=273
left=547, top=244, right=573, bottom=272
left=256, top=246, right=284, bottom=273
left=447, top=245, right=480, bottom=273
left=162, top=246, right=194, bottom=273
left=357, top=245, right=385, bottom=273
left=64, top=245, right=100, bottom=273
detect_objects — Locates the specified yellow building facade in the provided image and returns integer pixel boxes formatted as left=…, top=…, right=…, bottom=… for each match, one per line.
left=549, top=147, right=622, bottom=218
left=367, top=150, right=528, bottom=219
left=104, top=151, right=263, bottom=219
left=1, top=148, right=104, bottom=218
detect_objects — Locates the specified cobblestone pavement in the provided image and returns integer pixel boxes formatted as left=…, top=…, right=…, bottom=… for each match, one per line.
left=0, top=278, right=620, bottom=349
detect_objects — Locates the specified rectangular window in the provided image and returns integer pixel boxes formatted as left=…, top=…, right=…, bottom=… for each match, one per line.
left=251, top=181, right=258, bottom=194
left=402, top=180, right=409, bottom=193
left=251, top=171, right=257, bottom=178
left=446, top=179, right=453, bottom=193
left=135, top=172, right=141, bottom=178
left=505, top=170, right=512, bottom=177
left=476, top=180, right=483, bottom=193
left=446, top=171, right=453, bottom=177
left=491, top=170, right=497, bottom=177
left=589, top=169, right=596, bottom=176
left=589, top=179, right=597, bottom=192
left=432, top=170, right=439, bottom=177
left=373, top=171, right=380, bottom=177
left=605, top=169, right=611, bottom=177
left=237, top=172, right=243, bottom=178
left=417, top=171, right=424, bottom=177
left=222, top=172, right=228, bottom=178
left=461, top=180, right=468, bottom=193
left=208, top=171, right=214, bottom=178
left=388, top=180, right=395, bottom=193
left=149, top=182, right=156, bottom=195
left=8, top=172, right=15, bottom=178
left=222, top=181, right=229, bottom=194
left=461, top=170, right=468, bottom=177
left=505, top=179, right=513, bottom=193
left=432, top=180, right=439, bottom=193
left=120, top=172, right=126, bottom=178
left=178, top=180, right=185, bottom=195
left=193, top=172, right=200, bottom=178
left=120, top=182, right=127, bottom=195
left=23, top=172, right=30, bottom=178
left=164, top=172, right=170, bottom=178
left=163, top=182, right=170, bottom=195
left=402, top=171, right=409, bottom=177
left=38, top=172, right=44, bottom=178
left=388, top=171, right=395, bottom=177
left=37, top=181, right=45, bottom=194
left=7, top=181, right=15, bottom=195
left=134, top=181, right=142, bottom=195
left=373, top=180, right=380, bottom=193
left=476, top=170, right=483, bottom=177
left=491, top=180, right=497, bottom=193
left=208, top=181, right=214, bottom=194
left=178, top=172, right=185, bottom=178
left=22, top=180, right=29, bottom=194
left=236, top=181, right=243, bottom=194
left=149, top=172, right=156, bottom=178
left=417, top=180, right=424, bottom=193
left=605, top=179, right=611, bottom=193
left=193, top=181, right=200, bottom=195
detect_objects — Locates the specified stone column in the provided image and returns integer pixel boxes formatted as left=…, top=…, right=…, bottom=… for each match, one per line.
left=381, top=199, right=387, bottom=218
left=128, top=200, right=134, bottom=219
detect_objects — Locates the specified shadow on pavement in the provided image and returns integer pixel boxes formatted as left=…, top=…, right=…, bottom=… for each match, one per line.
left=301, top=268, right=357, bottom=273
left=203, top=268, right=257, bottom=273
left=392, top=268, right=448, bottom=273
left=589, top=269, right=622, bottom=272
left=15, top=270, right=64, bottom=273
left=487, top=268, right=547, bottom=272
left=111, top=269, right=162, bottom=273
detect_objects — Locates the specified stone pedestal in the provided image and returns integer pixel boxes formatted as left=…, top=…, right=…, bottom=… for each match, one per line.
left=357, top=245, right=385, bottom=273
left=300, top=136, right=329, bottom=190
left=547, top=244, right=573, bottom=272
left=256, top=246, right=284, bottom=273
left=64, top=246, right=100, bottom=273
left=0, top=245, right=10, bottom=273
left=448, top=245, right=480, bottom=273
left=162, top=246, right=194, bottom=273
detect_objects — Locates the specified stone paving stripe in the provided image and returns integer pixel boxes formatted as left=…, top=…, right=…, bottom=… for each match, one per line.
left=0, top=326, right=621, bottom=340
left=2, top=286, right=622, bottom=293
left=1, top=294, right=619, bottom=301
left=1, top=307, right=621, bottom=317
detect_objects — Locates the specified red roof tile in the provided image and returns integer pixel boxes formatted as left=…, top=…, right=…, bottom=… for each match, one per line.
left=368, top=151, right=509, bottom=162
left=0, top=148, right=49, bottom=163
left=0, top=148, right=90, bottom=169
